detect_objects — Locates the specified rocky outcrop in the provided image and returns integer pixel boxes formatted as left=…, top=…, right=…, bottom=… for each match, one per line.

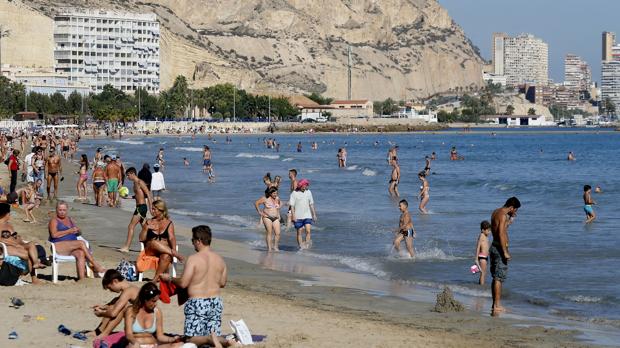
left=3, top=0, right=484, bottom=100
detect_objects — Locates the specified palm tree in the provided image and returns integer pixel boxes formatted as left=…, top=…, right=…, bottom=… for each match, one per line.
left=506, top=105, right=515, bottom=116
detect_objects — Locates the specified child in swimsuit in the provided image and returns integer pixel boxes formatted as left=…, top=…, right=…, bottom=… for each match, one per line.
left=474, top=220, right=491, bottom=285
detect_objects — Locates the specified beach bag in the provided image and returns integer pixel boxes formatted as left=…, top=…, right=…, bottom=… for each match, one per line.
left=115, top=259, right=137, bottom=282
left=230, top=319, right=253, bottom=345
left=0, top=262, right=22, bottom=286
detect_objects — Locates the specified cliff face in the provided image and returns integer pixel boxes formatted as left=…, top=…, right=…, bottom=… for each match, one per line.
left=3, top=0, right=484, bottom=100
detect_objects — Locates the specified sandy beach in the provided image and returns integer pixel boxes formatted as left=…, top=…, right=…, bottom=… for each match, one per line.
left=0, top=154, right=602, bottom=348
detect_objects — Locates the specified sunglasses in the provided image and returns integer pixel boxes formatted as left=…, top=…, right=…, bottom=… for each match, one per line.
left=1, top=230, right=17, bottom=238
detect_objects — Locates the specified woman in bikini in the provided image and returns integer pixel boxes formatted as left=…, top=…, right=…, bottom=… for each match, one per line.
left=92, top=162, right=107, bottom=207
left=19, top=181, right=40, bottom=223
left=254, top=186, right=282, bottom=252
left=138, top=199, right=184, bottom=282
left=76, top=154, right=89, bottom=201
left=124, top=282, right=184, bottom=348
left=418, top=171, right=430, bottom=214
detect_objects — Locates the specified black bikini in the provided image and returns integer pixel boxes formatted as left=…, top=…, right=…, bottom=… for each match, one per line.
left=145, top=221, right=172, bottom=241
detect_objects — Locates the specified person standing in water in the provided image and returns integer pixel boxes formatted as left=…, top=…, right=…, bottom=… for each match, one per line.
left=568, top=151, right=576, bottom=161
left=474, top=220, right=491, bottom=285
left=583, top=185, right=596, bottom=223
left=387, top=146, right=398, bottom=165
left=424, top=155, right=431, bottom=176
left=289, top=179, right=316, bottom=249
left=254, top=187, right=282, bottom=252
left=388, top=157, right=400, bottom=197
left=393, top=199, right=415, bottom=258
left=490, top=197, right=520, bottom=316
left=418, top=171, right=430, bottom=214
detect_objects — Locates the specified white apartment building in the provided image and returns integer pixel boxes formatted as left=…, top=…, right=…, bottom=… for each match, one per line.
left=564, top=54, right=591, bottom=92
left=53, top=8, right=160, bottom=93
left=601, top=59, right=620, bottom=108
left=494, top=33, right=548, bottom=87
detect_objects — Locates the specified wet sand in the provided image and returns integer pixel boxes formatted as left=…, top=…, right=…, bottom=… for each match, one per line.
left=0, top=157, right=598, bottom=347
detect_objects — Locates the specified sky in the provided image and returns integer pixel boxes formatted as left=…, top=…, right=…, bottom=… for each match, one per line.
left=437, top=0, right=620, bottom=84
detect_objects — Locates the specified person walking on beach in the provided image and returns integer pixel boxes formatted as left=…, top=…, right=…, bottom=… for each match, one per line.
left=160, top=225, right=234, bottom=347
left=7, top=149, right=20, bottom=193
left=490, top=196, right=521, bottom=316
left=120, top=167, right=153, bottom=253
left=418, top=171, right=429, bottom=214
left=393, top=199, right=415, bottom=258
left=76, top=154, right=89, bottom=201
left=151, top=164, right=165, bottom=199
left=583, top=185, right=596, bottom=223
left=474, top=220, right=491, bottom=285
left=45, top=150, right=62, bottom=199
left=388, top=158, right=400, bottom=197
left=289, top=179, right=317, bottom=250
left=255, top=187, right=282, bottom=252
left=92, top=162, right=107, bottom=207
left=105, top=155, right=122, bottom=207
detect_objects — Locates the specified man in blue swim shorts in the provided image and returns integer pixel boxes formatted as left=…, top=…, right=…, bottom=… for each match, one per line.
left=160, top=225, right=231, bottom=347
left=289, top=179, right=317, bottom=250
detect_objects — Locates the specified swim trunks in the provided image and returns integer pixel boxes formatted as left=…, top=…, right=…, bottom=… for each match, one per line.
left=203, top=159, right=211, bottom=166
left=489, top=243, right=508, bottom=282
left=184, top=297, right=223, bottom=336
left=62, top=146, right=69, bottom=152
left=294, top=218, right=313, bottom=229
left=401, top=229, right=414, bottom=238
left=584, top=205, right=594, bottom=215
left=107, top=178, right=119, bottom=193
left=134, top=204, right=148, bottom=221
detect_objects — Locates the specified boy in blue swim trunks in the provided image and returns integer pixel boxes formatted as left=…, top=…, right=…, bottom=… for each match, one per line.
left=583, top=185, right=596, bottom=223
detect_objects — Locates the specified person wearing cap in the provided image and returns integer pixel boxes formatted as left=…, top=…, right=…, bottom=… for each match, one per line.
left=151, top=164, right=165, bottom=198
left=289, top=178, right=317, bottom=250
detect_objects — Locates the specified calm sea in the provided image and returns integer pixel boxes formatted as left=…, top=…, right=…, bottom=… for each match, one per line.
left=80, top=129, right=620, bottom=326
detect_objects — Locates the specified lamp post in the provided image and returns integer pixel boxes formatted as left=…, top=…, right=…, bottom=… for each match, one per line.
left=233, top=86, right=236, bottom=123
left=0, top=26, right=11, bottom=77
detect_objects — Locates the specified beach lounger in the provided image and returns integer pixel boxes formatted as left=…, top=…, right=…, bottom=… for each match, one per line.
left=50, top=236, right=93, bottom=283
left=136, top=242, right=178, bottom=282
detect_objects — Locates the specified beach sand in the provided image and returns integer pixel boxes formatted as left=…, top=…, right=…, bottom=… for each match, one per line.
left=0, top=157, right=592, bottom=348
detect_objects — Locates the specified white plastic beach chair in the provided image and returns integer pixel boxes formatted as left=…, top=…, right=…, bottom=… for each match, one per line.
left=137, top=242, right=178, bottom=282
left=1, top=241, right=38, bottom=276
left=50, top=236, right=93, bottom=283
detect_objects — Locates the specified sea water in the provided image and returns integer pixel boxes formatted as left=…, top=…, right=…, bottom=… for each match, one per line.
left=82, top=130, right=620, bottom=326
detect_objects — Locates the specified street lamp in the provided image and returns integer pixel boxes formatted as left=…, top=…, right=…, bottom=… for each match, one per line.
left=0, top=25, right=11, bottom=77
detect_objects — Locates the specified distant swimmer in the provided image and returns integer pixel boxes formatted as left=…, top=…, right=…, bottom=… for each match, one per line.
left=337, top=148, right=347, bottom=168
left=568, top=151, right=576, bottom=161
left=595, top=186, right=602, bottom=193
left=424, top=155, right=431, bottom=176
left=418, top=171, right=429, bottom=214
left=387, top=146, right=399, bottom=165
left=450, top=146, right=461, bottom=160
left=393, top=199, right=415, bottom=258
left=583, top=185, right=596, bottom=223
left=297, top=142, right=303, bottom=153
left=431, top=152, right=436, bottom=161
left=183, top=157, right=190, bottom=166
left=474, top=220, right=491, bottom=285
left=490, top=196, right=521, bottom=316
left=388, top=157, right=400, bottom=197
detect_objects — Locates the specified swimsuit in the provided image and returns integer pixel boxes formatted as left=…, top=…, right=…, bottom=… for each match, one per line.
left=144, top=221, right=172, bottom=242
left=478, top=253, right=489, bottom=261
left=203, top=159, right=211, bottom=166
left=584, top=204, right=594, bottom=214
left=48, top=172, right=57, bottom=178
left=107, top=178, right=119, bottom=193
left=400, top=229, right=414, bottom=238
left=134, top=204, right=148, bottom=222
left=132, top=308, right=157, bottom=334
left=93, top=179, right=106, bottom=189
left=49, top=218, right=78, bottom=243
left=184, top=297, right=223, bottom=336
left=489, top=242, right=508, bottom=282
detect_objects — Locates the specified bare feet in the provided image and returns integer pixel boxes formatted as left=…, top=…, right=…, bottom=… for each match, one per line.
left=212, top=333, right=223, bottom=348
left=118, top=247, right=129, bottom=253
left=491, top=306, right=506, bottom=316
left=31, top=277, right=43, bottom=285
left=32, top=262, right=47, bottom=269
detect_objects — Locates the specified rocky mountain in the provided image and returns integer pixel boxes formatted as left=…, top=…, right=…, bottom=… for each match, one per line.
left=2, top=0, right=484, bottom=100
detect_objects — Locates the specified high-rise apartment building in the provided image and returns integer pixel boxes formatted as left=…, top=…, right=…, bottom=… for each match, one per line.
left=53, top=8, right=160, bottom=93
left=564, top=54, right=591, bottom=92
left=602, top=31, right=615, bottom=62
left=492, top=33, right=548, bottom=87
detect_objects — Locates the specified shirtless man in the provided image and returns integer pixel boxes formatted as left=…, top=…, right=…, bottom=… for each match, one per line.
left=105, top=155, right=122, bottom=207
left=45, top=151, right=62, bottom=200
left=119, top=167, right=153, bottom=253
left=91, top=269, right=140, bottom=339
left=160, top=225, right=234, bottom=347
left=388, top=157, right=400, bottom=197
left=61, top=135, right=71, bottom=159
left=203, top=146, right=215, bottom=182
left=489, top=196, right=521, bottom=316
left=583, top=185, right=596, bottom=223
left=393, top=200, right=416, bottom=258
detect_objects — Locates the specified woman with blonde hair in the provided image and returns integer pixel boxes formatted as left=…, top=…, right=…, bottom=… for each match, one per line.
left=138, top=199, right=183, bottom=282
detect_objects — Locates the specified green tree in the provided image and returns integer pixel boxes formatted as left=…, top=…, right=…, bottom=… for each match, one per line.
left=305, top=92, right=333, bottom=105
left=27, top=92, right=52, bottom=114
left=604, top=97, right=616, bottom=115
left=167, top=76, right=189, bottom=118
left=50, top=92, right=67, bottom=115
left=66, top=91, right=83, bottom=115
left=505, top=105, right=515, bottom=116
left=527, top=107, right=537, bottom=115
